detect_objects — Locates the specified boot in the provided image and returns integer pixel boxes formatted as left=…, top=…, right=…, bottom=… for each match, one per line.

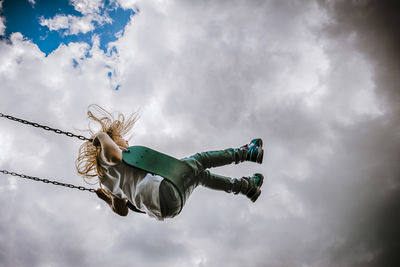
left=240, top=138, right=264, bottom=164
left=241, top=173, right=264, bottom=202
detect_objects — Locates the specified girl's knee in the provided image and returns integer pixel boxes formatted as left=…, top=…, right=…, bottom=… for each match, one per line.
left=198, top=170, right=211, bottom=186
left=181, top=157, right=204, bottom=173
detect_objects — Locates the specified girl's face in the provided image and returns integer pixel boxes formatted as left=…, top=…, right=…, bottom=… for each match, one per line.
left=114, top=136, right=129, bottom=149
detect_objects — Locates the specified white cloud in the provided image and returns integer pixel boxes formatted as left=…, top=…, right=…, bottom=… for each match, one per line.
left=70, top=0, right=103, bottom=15
left=269, top=183, right=307, bottom=219
left=117, top=0, right=138, bottom=10
left=40, top=15, right=71, bottom=31
left=0, top=133, right=13, bottom=165
left=0, top=18, right=4, bottom=36
left=27, top=0, right=36, bottom=7
left=39, top=0, right=112, bottom=36
left=0, top=1, right=5, bottom=36
left=0, top=0, right=395, bottom=266
left=40, top=14, right=94, bottom=35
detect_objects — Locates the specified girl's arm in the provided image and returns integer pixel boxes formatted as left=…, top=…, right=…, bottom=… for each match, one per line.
left=95, top=189, right=129, bottom=216
left=93, top=132, right=122, bottom=164
left=92, top=132, right=128, bottom=216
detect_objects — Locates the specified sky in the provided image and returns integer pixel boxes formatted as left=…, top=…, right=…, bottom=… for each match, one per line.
left=0, top=0, right=399, bottom=266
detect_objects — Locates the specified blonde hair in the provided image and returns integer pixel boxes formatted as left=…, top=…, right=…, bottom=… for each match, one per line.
left=75, top=104, right=139, bottom=184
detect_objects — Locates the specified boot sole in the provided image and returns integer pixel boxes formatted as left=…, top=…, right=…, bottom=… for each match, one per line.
left=249, top=138, right=264, bottom=164
left=256, top=149, right=264, bottom=164
left=256, top=138, right=263, bottom=164
left=251, top=188, right=261, bottom=202
left=249, top=174, right=264, bottom=202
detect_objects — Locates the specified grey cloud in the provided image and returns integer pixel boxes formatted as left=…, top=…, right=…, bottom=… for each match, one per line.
left=315, top=1, right=400, bottom=266
left=113, top=224, right=189, bottom=263
left=1, top=0, right=399, bottom=267
left=318, top=0, right=400, bottom=113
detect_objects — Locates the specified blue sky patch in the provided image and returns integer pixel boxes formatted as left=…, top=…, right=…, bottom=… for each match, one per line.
left=1, top=0, right=136, bottom=56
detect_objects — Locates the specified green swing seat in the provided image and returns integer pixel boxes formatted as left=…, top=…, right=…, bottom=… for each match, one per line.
left=122, top=146, right=193, bottom=212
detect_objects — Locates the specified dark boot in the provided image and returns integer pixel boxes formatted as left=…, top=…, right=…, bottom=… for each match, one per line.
left=241, top=173, right=264, bottom=202
left=241, top=138, right=264, bottom=164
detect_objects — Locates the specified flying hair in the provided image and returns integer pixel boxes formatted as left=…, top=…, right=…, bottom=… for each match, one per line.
left=75, top=104, right=139, bottom=184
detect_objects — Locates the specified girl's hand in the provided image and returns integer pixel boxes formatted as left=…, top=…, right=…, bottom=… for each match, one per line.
left=95, top=188, right=112, bottom=205
left=95, top=188, right=129, bottom=216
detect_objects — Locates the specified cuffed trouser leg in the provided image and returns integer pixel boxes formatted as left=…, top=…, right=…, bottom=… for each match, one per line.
left=197, top=170, right=247, bottom=194
left=189, top=148, right=247, bottom=169
left=180, top=148, right=249, bottom=196
left=159, top=148, right=249, bottom=219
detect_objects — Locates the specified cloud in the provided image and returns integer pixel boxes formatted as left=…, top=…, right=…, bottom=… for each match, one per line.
left=70, top=0, right=103, bottom=15
left=315, top=0, right=400, bottom=266
left=0, top=0, right=5, bottom=36
left=39, top=0, right=112, bottom=36
left=0, top=0, right=399, bottom=266
left=40, top=14, right=95, bottom=35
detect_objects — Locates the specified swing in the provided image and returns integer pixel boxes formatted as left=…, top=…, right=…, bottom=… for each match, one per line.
left=122, top=146, right=193, bottom=212
left=0, top=112, right=189, bottom=213
left=0, top=112, right=95, bottom=192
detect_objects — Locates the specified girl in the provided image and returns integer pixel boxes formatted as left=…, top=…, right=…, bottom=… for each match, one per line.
left=76, top=105, right=264, bottom=220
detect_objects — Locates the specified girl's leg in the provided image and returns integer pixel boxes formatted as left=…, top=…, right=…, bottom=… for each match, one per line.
left=170, top=163, right=264, bottom=219
left=187, top=148, right=247, bottom=170
left=196, top=170, right=264, bottom=202
left=173, top=139, right=264, bottom=213
left=159, top=170, right=247, bottom=218
left=197, top=170, right=248, bottom=194
left=182, top=138, right=264, bottom=171
left=178, top=157, right=248, bottom=205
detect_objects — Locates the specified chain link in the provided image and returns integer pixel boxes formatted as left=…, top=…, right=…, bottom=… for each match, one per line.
left=0, top=169, right=95, bottom=193
left=0, top=113, right=96, bottom=194
left=0, top=112, right=92, bottom=141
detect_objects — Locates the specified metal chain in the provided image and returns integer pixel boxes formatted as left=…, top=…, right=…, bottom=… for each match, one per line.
left=0, top=169, right=95, bottom=193
left=0, top=112, right=92, bottom=141
left=0, top=113, right=96, bottom=194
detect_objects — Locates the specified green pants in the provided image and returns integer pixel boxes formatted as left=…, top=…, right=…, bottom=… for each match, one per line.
left=159, top=148, right=247, bottom=218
